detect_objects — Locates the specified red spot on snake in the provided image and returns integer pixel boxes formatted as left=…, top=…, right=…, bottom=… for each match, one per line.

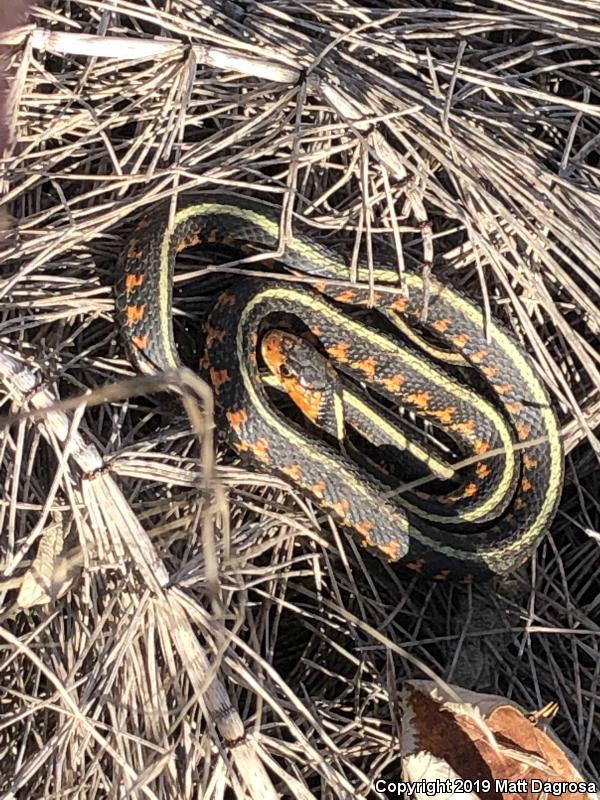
left=355, top=521, right=374, bottom=542
left=452, top=333, right=470, bottom=349
left=217, top=292, right=235, bottom=307
left=407, top=391, right=432, bottom=410
left=505, top=401, right=523, bottom=415
left=431, top=406, right=456, bottom=424
left=126, top=305, right=145, bottom=325
left=238, top=437, right=270, bottom=464
left=470, top=349, right=488, bottom=364
left=210, top=368, right=230, bottom=391
left=382, top=373, right=406, bottom=392
left=311, top=481, right=326, bottom=498
left=390, top=296, right=408, bottom=312
left=351, top=356, right=377, bottom=379
left=125, top=273, right=144, bottom=293
left=432, top=318, right=451, bottom=333
left=205, top=326, right=226, bottom=347
left=335, top=289, right=356, bottom=303
left=476, top=463, right=491, bottom=480
left=282, top=464, right=303, bottom=482
left=406, top=560, right=425, bottom=573
left=331, top=499, right=350, bottom=518
left=226, top=409, right=248, bottom=432
left=378, top=541, right=403, bottom=562
left=482, top=365, right=498, bottom=378
left=451, top=419, right=476, bottom=436
left=131, top=334, right=149, bottom=350
left=327, top=342, right=350, bottom=363
left=176, top=231, right=203, bottom=251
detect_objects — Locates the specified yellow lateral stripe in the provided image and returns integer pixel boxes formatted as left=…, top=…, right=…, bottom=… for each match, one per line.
left=344, top=392, right=455, bottom=482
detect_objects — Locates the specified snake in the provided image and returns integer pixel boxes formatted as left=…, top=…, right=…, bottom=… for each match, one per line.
left=115, top=193, right=564, bottom=581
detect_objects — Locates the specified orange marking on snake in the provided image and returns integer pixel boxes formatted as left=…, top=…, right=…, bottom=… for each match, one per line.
left=505, top=402, right=523, bottom=415
left=222, top=232, right=235, bottom=246
left=335, top=289, right=356, bottom=303
left=126, top=305, right=146, bottom=325
left=482, top=365, right=498, bottom=378
left=176, top=231, right=203, bottom=251
left=217, top=292, right=236, bottom=307
left=378, top=541, right=403, bottom=562
left=473, top=439, right=491, bottom=454
left=311, top=481, right=326, bottom=498
left=131, top=334, right=149, bottom=350
left=523, top=455, right=538, bottom=470
left=327, top=342, right=350, bottom=362
left=496, top=383, right=513, bottom=395
left=312, top=280, right=327, bottom=294
left=331, top=499, right=350, bottom=518
left=431, top=406, right=456, bottom=424
left=470, top=349, right=488, bottom=364
left=432, top=318, right=452, bottom=333
left=433, top=570, right=450, bottom=581
left=407, top=391, right=432, bottom=410
left=205, top=327, right=226, bottom=347
left=310, top=326, right=321, bottom=337
left=382, top=373, right=406, bottom=392
left=476, top=463, right=491, bottom=479
left=405, top=560, right=425, bottom=573
left=521, top=477, right=533, bottom=492
left=208, top=227, right=219, bottom=243
left=127, top=240, right=144, bottom=259
left=516, top=423, right=531, bottom=441
left=226, top=409, right=248, bottom=432
left=125, top=273, right=144, bottom=293
left=282, top=464, right=303, bottom=482
left=351, top=356, right=377, bottom=380
left=452, top=333, right=470, bottom=349
left=238, top=438, right=270, bottom=464
left=462, top=483, right=479, bottom=498
left=390, top=296, right=408, bottom=312
left=451, top=419, right=476, bottom=436
left=210, top=368, right=230, bottom=391
left=355, top=520, right=374, bottom=539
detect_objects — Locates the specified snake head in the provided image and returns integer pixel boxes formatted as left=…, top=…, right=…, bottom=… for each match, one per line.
left=261, top=329, right=342, bottom=428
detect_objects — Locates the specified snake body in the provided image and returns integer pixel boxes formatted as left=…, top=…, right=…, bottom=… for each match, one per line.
left=115, top=194, right=564, bottom=581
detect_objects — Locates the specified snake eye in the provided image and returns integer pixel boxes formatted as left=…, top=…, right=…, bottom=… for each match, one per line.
left=279, top=364, right=292, bottom=378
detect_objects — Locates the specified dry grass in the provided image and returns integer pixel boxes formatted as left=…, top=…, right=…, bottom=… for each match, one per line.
left=0, top=1, right=599, bottom=796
